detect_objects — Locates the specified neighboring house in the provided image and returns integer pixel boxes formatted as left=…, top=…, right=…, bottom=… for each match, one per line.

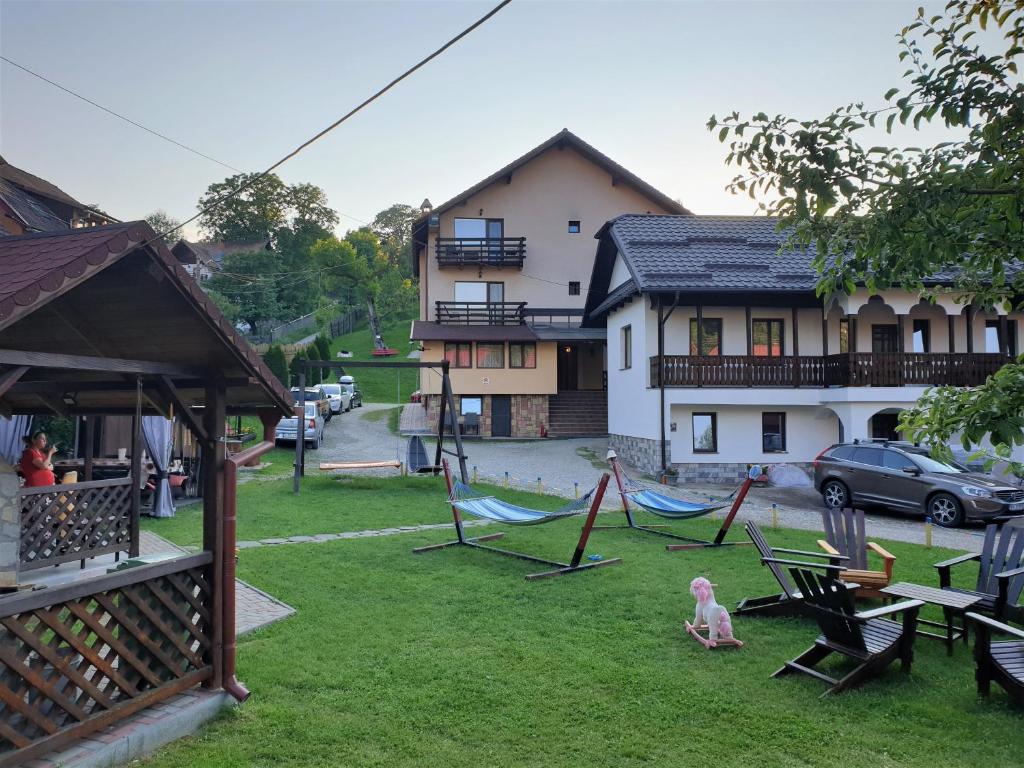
left=410, top=129, right=688, bottom=438
left=0, top=156, right=117, bottom=234
left=583, top=214, right=1023, bottom=482
left=171, top=239, right=272, bottom=282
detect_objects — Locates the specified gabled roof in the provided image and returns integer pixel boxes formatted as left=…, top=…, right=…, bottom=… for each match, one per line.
left=0, top=179, right=69, bottom=235
left=0, top=222, right=292, bottom=413
left=412, top=129, right=689, bottom=277
left=0, top=155, right=85, bottom=209
left=172, top=239, right=271, bottom=269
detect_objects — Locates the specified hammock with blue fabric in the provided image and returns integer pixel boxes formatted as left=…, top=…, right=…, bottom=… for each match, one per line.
left=619, top=473, right=739, bottom=520
left=449, top=479, right=597, bottom=525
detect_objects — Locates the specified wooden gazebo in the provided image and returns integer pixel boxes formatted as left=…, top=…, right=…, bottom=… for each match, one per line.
left=0, top=222, right=292, bottom=765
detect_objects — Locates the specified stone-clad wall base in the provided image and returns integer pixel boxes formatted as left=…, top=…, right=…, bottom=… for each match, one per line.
left=608, top=434, right=664, bottom=475
left=671, top=462, right=815, bottom=484
left=423, top=395, right=548, bottom=438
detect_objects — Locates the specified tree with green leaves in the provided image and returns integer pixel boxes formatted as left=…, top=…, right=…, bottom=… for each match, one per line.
left=371, top=203, right=419, bottom=276
left=144, top=210, right=182, bottom=244
left=207, top=250, right=280, bottom=330
left=711, top=0, right=1024, bottom=472
left=314, top=334, right=331, bottom=363
left=306, top=343, right=323, bottom=385
left=310, top=236, right=372, bottom=300
left=198, top=173, right=291, bottom=242
left=289, top=347, right=308, bottom=388
left=262, top=345, right=289, bottom=387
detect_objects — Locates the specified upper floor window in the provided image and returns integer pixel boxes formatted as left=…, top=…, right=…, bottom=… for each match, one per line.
left=985, top=319, right=1018, bottom=355
left=621, top=325, right=632, bottom=370
left=510, top=342, right=537, bottom=368
left=568, top=281, right=580, bottom=296
left=912, top=319, right=931, bottom=353
left=568, top=220, right=581, bottom=234
left=444, top=342, right=472, bottom=368
left=454, top=281, right=503, bottom=303
left=476, top=343, right=505, bottom=369
left=689, top=318, right=723, bottom=356
left=454, top=217, right=503, bottom=241
left=752, top=319, right=783, bottom=357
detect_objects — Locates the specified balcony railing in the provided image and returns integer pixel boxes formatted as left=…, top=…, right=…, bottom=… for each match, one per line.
left=435, top=237, right=526, bottom=269
left=649, top=352, right=1011, bottom=388
left=435, top=301, right=526, bottom=325
left=523, top=308, right=584, bottom=327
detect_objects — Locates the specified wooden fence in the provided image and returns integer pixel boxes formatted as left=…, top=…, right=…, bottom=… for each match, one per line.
left=0, top=553, right=214, bottom=765
left=19, top=477, right=136, bottom=571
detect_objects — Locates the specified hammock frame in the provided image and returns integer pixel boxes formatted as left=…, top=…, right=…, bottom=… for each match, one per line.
left=603, top=455, right=754, bottom=550
left=413, top=459, right=622, bottom=580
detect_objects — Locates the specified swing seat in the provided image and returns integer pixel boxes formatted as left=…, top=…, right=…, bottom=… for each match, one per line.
left=626, top=489, right=730, bottom=520
left=319, top=460, right=401, bottom=471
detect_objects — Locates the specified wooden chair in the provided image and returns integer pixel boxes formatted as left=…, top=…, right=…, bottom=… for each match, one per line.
left=773, top=568, right=923, bottom=697
left=935, top=521, right=1024, bottom=619
left=967, top=612, right=1024, bottom=706
left=817, top=507, right=896, bottom=598
left=736, top=521, right=847, bottom=617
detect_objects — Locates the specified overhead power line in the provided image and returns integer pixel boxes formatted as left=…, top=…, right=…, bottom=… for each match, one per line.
left=1, top=55, right=243, bottom=173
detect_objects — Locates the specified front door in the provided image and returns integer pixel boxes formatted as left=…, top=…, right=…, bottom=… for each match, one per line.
left=491, top=396, right=511, bottom=437
left=870, top=413, right=900, bottom=441
left=557, top=345, right=578, bottom=390
left=872, top=324, right=899, bottom=353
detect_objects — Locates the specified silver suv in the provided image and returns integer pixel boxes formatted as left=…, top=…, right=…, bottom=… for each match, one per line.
left=814, top=441, right=1024, bottom=528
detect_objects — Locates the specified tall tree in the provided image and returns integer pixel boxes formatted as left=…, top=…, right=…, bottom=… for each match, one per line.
left=711, top=0, right=1024, bottom=471
left=291, top=183, right=340, bottom=231
left=207, top=250, right=281, bottom=330
left=262, top=345, right=289, bottom=387
left=371, top=203, right=419, bottom=275
left=198, top=173, right=291, bottom=242
left=144, top=210, right=182, bottom=244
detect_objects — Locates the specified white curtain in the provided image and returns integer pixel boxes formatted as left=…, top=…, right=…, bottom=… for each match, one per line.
left=142, top=416, right=175, bottom=518
left=0, top=415, right=31, bottom=466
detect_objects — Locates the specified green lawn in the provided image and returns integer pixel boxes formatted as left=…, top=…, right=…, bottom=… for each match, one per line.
left=143, top=476, right=1023, bottom=767
left=328, top=315, right=418, bottom=402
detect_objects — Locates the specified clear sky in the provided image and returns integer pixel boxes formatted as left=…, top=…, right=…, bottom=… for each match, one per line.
left=1, top=0, right=959, bottom=240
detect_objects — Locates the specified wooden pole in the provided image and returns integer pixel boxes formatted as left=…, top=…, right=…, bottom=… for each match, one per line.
left=948, top=314, right=956, bottom=353
left=966, top=306, right=974, bottom=353
left=202, top=379, right=226, bottom=691
left=792, top=307, right=800, bottom=386
left=822, top=305, right=829, bottom=357
left=129, top=380, right=142, bottom=558
left=442, top=369, right=469, bottom=484
left=83, top=416, right=96, bottom=482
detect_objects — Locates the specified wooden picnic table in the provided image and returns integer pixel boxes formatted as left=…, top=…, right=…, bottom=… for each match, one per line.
left=881, top=581, right=981, bottom=655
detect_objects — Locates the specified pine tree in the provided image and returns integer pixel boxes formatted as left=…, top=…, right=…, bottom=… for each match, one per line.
left=306, top=344, right=322, bottom=385
left=289, top=348, right=308, bottom=388
left=262, top=345, right=289, bottom=387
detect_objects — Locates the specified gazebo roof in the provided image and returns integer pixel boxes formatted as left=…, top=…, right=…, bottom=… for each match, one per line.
left=0, top=222, right=292, bottom=415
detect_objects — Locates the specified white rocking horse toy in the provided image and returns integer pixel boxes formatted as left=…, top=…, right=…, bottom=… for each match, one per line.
left=685, top=576, right=743, bottom=649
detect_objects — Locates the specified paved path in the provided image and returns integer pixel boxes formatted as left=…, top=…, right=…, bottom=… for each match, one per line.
left=315, top=403, right=989, bottom=554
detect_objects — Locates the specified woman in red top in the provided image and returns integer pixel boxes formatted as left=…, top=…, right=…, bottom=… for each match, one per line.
left=19, top=431, right=57, bottom=487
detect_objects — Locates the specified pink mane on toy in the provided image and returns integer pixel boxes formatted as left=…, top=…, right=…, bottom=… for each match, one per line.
left=690, top=576, right=713, bottom=603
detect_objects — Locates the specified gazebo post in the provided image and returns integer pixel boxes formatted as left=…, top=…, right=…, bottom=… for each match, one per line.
left=129, top=380, right=142, bottom=558
left=202, top=379, right=227, bottom=691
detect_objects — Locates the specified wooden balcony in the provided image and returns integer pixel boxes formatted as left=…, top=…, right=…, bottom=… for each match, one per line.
left=649, top=352, right=1011, bottom=388
left=435, top=237, right=526, bottom=269
left=435, top=301, right=526, bottom=325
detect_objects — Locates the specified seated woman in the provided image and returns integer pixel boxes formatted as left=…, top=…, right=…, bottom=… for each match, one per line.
left=19, top=431, right=57, bottom=487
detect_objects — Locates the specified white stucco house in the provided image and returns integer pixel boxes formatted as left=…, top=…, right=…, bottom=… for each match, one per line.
left=582, top=214, right=1022, bottom=482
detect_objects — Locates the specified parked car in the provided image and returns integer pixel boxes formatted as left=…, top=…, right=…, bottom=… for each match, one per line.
left=813, top=440, right=1024, bottom=527
left=339, top=375, right=363, bottom=408
left=290, top=386, right=331, bottom=421
left=320, top=383, right=353, bottom=414
left=275, top=402, right=325, bottom=449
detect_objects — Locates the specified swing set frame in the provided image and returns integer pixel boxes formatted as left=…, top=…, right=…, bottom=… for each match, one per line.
left=292, top=358, right=469, bottom=493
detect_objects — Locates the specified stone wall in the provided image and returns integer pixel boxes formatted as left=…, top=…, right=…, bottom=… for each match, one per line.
left=512, top=395, right=547, bottom=438
left=609, top=434, right=664, bottom=475
left=670, top=461, right=814, bottom=485
left=422, top=394, right=548, bottom=438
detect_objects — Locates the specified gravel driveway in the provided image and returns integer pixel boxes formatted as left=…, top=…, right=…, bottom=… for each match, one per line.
left=319, top=404, right=989, bottom=554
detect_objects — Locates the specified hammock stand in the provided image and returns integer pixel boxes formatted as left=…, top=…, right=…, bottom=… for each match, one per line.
left=413, top=459, right=622, bottom=580
left=600, top=452, right=756, bottom=550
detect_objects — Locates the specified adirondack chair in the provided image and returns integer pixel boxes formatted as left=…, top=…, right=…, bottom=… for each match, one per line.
left=772, top=568, right=923, bottom=696
left=816, top=507, right=896, bottom=598
left=935, top=521, right=1024, bottom=619
left=736, top=521, right=847, bottom=617
left=967, top=612, right=1024, bottom=706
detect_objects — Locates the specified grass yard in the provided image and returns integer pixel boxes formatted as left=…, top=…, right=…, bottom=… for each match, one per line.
left=328, top=315, right=418, bottom=402
left=143, top=475, right=1023, bottom=767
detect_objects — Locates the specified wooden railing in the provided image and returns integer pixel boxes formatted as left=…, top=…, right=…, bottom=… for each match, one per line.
left=523, top=307, right=585, bottom=327
left=19, top=477, right=136, bottom=571
left=435, top=301, right=526, bottom=326
left=0, top=553, right=214, bottom=766
left=435, top=237, right=526, bottom=269
left=650, top=352, right=1010, bottom=388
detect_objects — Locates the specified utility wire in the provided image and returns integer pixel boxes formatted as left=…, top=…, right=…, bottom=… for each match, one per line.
left=2, top=54, right=375, bottom=228
left=1, top=55, right=243, bottom=173
left=139, top=0, right=512, bottom=248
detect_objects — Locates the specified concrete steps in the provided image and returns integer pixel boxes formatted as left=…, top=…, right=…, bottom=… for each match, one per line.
left=547, top=390, right=608, bottom=437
